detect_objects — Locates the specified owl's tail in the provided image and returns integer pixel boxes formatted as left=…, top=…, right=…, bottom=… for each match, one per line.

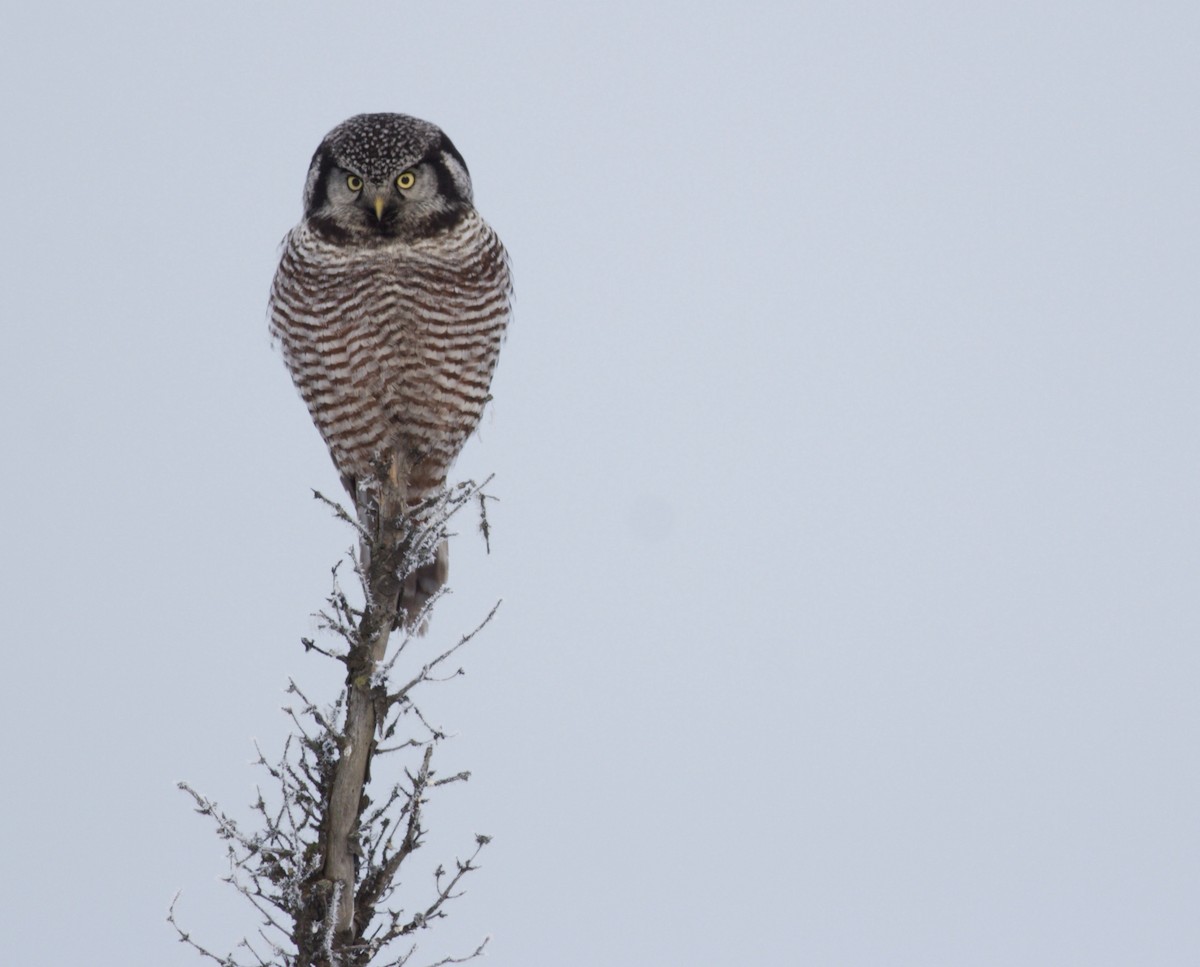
left=349, top=472, right=449, bottom=636
left=398, top=538, right=448, bottom=634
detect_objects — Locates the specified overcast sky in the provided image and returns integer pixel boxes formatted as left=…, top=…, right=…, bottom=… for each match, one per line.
left=2, top=2, right=1198, bottom=965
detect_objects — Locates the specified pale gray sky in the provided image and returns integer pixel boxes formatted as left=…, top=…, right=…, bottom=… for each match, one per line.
left=2, top=2, right=1198, bottom=965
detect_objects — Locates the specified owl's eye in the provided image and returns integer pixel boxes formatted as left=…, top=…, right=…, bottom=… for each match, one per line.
left=346, top=175, right=364, bottom=192
left=396, top=171, right=416, bottom=190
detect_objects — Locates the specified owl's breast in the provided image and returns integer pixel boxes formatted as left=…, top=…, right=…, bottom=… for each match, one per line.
left=269, top=216, right=511, bottom=486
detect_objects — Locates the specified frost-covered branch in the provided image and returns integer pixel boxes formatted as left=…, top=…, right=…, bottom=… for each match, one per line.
left=173, top=476, right=497, bottom=967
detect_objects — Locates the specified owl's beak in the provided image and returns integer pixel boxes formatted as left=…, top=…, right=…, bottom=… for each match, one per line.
left=373, top=195, right=387, bottom=221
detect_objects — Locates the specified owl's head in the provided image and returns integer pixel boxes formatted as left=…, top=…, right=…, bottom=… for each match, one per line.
left=301, top=113, right=475, bottom=241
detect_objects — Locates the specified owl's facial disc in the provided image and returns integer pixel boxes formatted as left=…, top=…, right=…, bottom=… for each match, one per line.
left=308, top=151, right=468, bottom=242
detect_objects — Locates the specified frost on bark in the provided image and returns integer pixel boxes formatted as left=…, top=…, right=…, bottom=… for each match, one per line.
left=172, top=474, right=497, bottom=967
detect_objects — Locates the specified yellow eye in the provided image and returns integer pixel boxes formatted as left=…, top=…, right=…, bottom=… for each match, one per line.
left=396, top=170, right=416, bottom=190
left=346, top=175, right=363, bottom=191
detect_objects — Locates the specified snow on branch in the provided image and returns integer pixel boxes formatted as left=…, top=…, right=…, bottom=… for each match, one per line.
left=173, top=478, right=498, bottom=967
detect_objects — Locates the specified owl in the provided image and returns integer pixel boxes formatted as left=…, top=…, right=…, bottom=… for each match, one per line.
left=269, top=113, right=511, bottom=628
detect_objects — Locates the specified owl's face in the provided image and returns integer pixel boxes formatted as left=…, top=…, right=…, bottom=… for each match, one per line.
left=302, top=113, right=475, bottom=242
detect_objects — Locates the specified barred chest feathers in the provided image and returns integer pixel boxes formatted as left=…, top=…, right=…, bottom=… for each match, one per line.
left=269, top=188, right=511, bottom=498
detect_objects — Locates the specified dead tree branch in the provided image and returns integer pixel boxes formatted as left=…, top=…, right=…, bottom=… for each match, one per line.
left=174, top=475, right=498, bottom=967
